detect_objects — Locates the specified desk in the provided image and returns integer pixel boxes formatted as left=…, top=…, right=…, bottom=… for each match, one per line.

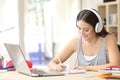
left=0, top=71, right=107, bottom=80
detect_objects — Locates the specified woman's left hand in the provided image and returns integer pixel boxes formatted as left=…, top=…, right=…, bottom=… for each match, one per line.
left=71, top=66, right=86, bottom=70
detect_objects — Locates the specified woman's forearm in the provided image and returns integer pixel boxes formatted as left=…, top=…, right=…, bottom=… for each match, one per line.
left=85, top=63, right=117, bottom=71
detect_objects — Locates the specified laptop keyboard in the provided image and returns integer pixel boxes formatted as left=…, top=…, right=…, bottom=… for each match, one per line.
left=31, top=69, right=45, bottom=74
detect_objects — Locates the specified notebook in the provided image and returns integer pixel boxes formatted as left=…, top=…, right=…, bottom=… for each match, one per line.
left=4, top=43, right=64, bottom=77
left=99, top=67, right=120, bottom=74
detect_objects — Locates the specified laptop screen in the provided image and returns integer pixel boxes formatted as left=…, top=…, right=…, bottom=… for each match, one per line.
left=4, top=43, right=32, bottom=76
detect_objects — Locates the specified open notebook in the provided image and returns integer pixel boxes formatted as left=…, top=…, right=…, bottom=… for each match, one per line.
left=4, top=43, right=65, bottom=77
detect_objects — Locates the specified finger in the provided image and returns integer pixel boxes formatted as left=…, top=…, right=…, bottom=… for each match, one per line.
left=58, top=65, right=66, bottom=70
left=72, top=66, right=79, bottom=69
left=55, top=66, right=64, bottom=72
left=59, top=64, right=67, bottom=69
left=56, top=64, right=66, bottom=71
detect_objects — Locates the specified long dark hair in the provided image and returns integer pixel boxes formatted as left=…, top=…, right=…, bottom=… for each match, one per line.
left=76, top=9, right=109, bottom=37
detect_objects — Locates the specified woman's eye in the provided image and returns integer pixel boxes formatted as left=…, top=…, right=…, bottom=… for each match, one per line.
left=84, top=29, right=89, bottom=32
left=78, top=27, right=81, bottom=30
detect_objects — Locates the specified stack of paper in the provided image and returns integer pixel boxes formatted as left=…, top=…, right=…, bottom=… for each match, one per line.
left=99, top=66, right=120, bottom=74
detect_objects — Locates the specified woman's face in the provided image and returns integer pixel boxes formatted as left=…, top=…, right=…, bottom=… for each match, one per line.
left=77, top=20, right=96, bottom=41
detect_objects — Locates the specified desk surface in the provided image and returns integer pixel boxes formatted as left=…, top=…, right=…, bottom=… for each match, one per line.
left=0, top=71, right=108, bottom=80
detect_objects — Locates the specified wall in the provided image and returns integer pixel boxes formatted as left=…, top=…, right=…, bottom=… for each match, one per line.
left=0, top=1, right=5, bottom=25
left=0, top=0, right=19, bottom=44
left=53, top=0, right=81, bottom=56
left=82, top=0, right=103, bottom=9
left=50, top=0, right=81, bottom=67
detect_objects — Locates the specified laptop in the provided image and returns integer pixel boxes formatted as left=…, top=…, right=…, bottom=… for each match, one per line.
left=4, top=43, right=64, bottom=77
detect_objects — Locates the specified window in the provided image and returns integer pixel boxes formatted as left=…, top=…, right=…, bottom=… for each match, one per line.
left=25, top=0, right=53, bottom=66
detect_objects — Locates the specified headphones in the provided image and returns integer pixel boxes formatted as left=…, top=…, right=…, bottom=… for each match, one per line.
left=82, top=8, right=103, bottom=33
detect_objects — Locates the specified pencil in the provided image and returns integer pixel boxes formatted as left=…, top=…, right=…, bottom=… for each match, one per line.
left=57, top=56, right=62, bottom=63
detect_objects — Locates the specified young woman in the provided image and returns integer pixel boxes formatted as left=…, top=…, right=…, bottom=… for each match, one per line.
left=48, top=8, right=120, bottom=72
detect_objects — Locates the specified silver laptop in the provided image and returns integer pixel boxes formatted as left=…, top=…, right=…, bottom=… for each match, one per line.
left=4, top=43, right=64, bottom=77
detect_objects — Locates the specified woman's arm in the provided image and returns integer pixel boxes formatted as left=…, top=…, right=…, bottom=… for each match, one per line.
left=73, top=63, right=113, bottom=71
left=106, top=34, right=120, bottom=65
left=73, top=34, right=120, bottom=71
left=88, top=34, right=120, bottom=71
left=48, top=38, right=77, bottom=71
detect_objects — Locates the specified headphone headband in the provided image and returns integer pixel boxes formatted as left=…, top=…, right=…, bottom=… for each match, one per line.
left=82, top=8, right=103, bottom=33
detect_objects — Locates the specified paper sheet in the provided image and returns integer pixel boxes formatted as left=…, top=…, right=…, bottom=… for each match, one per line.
left=62, top=69, right=86, bottom=74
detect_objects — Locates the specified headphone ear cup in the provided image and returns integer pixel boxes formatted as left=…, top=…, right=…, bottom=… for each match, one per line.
left=95, top=22, right=99, bottom=33
left=95, top=22, right=103, bottom=33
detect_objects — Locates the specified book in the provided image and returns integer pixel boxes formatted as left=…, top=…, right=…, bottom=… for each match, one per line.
left=109, top=13, right=117, bottom=25
left=99, top=66, right=120, bottom=74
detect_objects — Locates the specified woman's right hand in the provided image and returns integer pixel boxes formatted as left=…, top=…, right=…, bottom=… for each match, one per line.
left=54, top=63, right=67, bottom=72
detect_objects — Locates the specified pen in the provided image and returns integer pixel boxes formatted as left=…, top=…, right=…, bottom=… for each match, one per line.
left=3, top=66, right=14, bottom=70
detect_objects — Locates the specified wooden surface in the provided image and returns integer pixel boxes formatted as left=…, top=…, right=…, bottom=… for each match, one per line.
left=0, top=70, right=108, bottom=80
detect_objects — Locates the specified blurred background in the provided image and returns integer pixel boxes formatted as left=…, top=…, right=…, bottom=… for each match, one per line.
left=0, top=0, right=102, bottom=67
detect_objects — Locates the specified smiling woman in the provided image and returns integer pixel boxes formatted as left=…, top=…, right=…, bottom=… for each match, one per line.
left=48, top=8, right=120, bottom=72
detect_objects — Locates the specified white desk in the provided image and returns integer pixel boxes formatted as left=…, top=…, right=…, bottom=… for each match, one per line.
left=0, top=71, right=107, bottom=80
